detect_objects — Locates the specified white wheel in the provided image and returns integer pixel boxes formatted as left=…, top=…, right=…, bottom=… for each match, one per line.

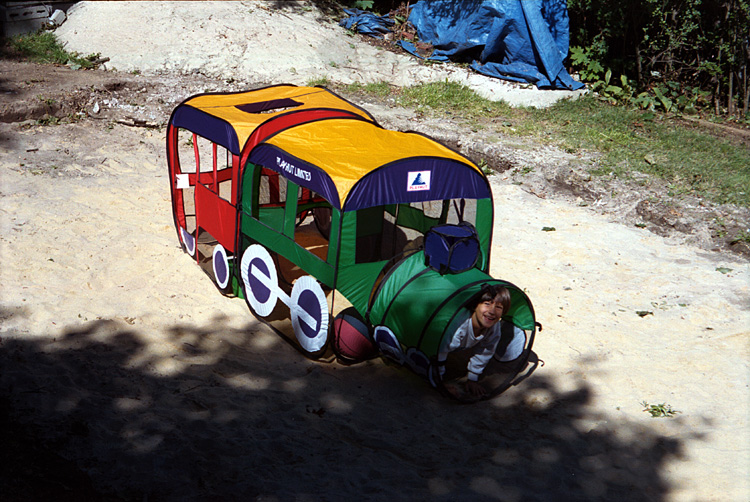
left=180, top=226, right=196, bottom=256
left=373, top=326, right=404, bottom=364
left=212, top=244, right=231, bottom=290
left=240, top=244, right=279, bottom=317
left=290, top=276, right=330, bottom=354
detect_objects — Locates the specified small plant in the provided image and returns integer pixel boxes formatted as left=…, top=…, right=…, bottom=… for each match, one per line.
left=36, top=115, right=61, bottom=126
left=512, top=166, right=533, bottom=176
left=362, top=81, right=392, bottom=98
left=350, top=0, right=374, bottom=10
left=346, top=81, right=393, bottom=98
left=478, top=158, right=493, bottom=176
left=590, top=69, right=636, bottom=104
left=307, top=76, right=330, bottom=87
left=569, top=44, right=605, bottom=81
left=731, top=230, right=750, bottom=244
left=641, top=401, right=680, bottom=418
left=37, top=95, right=57, bottom=106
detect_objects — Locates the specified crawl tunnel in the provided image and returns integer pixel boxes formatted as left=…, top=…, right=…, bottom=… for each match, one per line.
left=367, top=250, right=536, bottom=395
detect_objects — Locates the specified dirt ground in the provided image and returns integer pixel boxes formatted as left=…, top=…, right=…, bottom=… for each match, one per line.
left=1, top=26, right=749, bottom=502
left=2, top=58, right=749, bottom=259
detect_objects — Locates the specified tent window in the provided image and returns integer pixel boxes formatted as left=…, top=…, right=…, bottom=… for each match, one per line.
left=294, top=188, right=330, bottom=263
left=175, top=128, right=197, bottom=233
left=257, top=168, right=287, bottom=231
left=235, top=98, right=303, bottom=114
left=195, top=135, right=214, bottom=187
left=355, top=205, right=423, bottom=264
left=443, top=198, right=477, bottom=226
left=176, top=128, right=197, bottom=174
left=184, top=135, right=233, bottom=202
left=354, top=199, right=478, bottom=265
left=215, top=145, right=233, bottom=202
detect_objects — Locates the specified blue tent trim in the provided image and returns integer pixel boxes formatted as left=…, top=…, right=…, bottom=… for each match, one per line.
left=172, top=106, right=241, bottom=155
left=343, top=157, right=491, bottom=212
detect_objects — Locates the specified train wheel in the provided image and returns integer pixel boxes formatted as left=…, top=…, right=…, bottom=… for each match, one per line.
left=290, top=275, right=330, bottom=355
left=240, top=244, right=279, bottom=317
left=212, top=244, right=231, bottom=291
left=180, top=226, right=196, bottom=256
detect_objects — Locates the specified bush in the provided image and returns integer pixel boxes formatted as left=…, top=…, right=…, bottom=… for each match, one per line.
left=568, top=0, right=750, bottom=120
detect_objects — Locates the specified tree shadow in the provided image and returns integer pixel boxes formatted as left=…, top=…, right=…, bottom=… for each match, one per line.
left=0, top=312, right=700, bottom=501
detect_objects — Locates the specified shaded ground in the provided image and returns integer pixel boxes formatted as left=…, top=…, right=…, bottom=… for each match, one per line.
left=0, top=317, right=692, bottom=502
left=0, top=397, right=124, bottom=501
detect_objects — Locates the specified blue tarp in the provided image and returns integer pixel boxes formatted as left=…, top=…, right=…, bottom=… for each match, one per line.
left=339, top=8, right=395, bottom=38
left=340, top=1, right=584, bottom=91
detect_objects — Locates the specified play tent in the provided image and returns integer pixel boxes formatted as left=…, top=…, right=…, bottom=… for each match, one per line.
left=166, top=84, right=538, bottom=400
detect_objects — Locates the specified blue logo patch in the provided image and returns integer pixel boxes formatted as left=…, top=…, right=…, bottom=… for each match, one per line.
left=407, top=170, right=431, bottom=192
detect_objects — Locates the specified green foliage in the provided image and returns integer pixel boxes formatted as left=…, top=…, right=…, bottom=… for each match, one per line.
left=569, top=46, right=604, bottom=82
left=306, top=76, right=331, bottom=87
left=477, top=158, right=493, bottom=176
left=731, top=231, right=750, bottom=244
left=399, top=81, right=511, bottom=119
left=641, top=401, right=680, bottom=418
left=7, top=31, right=99, bottom=69
left=589, top=70, right=637, bottom=105
left=344, top=0, right=374, bottom=10
left=527, top=95, right=750, bottom=206
left=568, top=0, right=750, bottom=120
left=581, top=67, right=713, bottom=116
left=345, top=81, right=393, bottom=98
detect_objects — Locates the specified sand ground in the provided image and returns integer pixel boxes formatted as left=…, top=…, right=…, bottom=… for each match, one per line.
left=1, top=2, right=748, bottom=501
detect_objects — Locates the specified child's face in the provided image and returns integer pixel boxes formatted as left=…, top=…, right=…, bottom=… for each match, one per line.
left=472, top=294, right=504, bottom=331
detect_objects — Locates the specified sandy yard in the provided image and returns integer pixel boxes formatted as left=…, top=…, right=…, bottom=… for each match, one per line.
left=1, top=2, right=748, bottom=501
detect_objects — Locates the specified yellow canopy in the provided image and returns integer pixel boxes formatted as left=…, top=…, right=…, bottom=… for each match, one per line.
left=171, top=85, right=375, bottom=154
left=248, top=118, right=486, bottom=210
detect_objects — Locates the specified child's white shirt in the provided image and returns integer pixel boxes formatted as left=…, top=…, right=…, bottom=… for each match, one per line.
left=438, top=315, right=503, bottom=381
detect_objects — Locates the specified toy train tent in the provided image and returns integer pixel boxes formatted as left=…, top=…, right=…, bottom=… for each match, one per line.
left=166, top=84, right=538, bottom=399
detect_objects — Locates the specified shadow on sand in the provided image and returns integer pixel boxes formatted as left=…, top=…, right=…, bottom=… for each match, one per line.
left=0, top=308, right=698, bottom=501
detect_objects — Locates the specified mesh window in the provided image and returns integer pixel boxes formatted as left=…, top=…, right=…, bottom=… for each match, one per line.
left=216, top=147, right=233, bottom=203
left=257, top=168, right=287, bottom=231
left=443, top=198, right=477, bottom=226
left=354, top=199, right=478, bottom=264
left=195, top=135, right=214, bottom=187
left=294, top=188, right=330, bottom=263
left=176, top=129, right=197, bottom=174
left=175, top=129, right=196, bottom=233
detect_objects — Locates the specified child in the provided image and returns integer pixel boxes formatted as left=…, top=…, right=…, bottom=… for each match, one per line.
left=437, top=284, right=511, bottom=398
